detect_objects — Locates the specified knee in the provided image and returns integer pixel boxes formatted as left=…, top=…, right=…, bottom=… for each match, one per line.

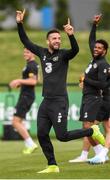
left=12, top=118, right=19, bottom=127
left=83, top=122, right=92, bottom=129
left=56, top=133, right=67, bottom=142
left=37, top=129, right=47, bottom=139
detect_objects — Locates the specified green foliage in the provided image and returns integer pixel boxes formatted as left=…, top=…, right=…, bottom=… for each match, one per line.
left=55, top=0, right=70, bottom=29
left=0, top=0, right=49, bottom=29
left=0, top=0, right=49, bottom=10
left=34, top=0, right=50, bottom=9
left=99, top=0, right=110, bottom=29
left=0, top=0, right=21, bottom=10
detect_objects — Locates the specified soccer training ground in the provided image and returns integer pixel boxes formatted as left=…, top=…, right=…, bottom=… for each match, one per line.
left=0, top=139, right=110, bottom=179
left=0, top=29, right=110, bottom=180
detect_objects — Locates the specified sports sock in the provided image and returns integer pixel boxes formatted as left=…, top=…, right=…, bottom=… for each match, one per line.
left=24, top=137, right=35, bottom=147
left=98, top=147, right=109, bottom=158
left=93, top=144, right=104, bottom=155
left=80, top=150, right=89, bottom=159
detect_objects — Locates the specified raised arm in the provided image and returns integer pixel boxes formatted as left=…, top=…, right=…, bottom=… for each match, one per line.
left=16, top=9, right=43, bottom=57
left=89, top=14, right=102, bottom=56
left=63, top=18, right=79, bottom=60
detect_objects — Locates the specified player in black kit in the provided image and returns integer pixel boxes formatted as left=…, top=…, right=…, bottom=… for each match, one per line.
left=16, top=9, right=105, bottom=173
left=86, top=15, right=110, bottom=164
left=69, top=14, right=110, bottom=164
left=10, top=48, right=39, bottom=154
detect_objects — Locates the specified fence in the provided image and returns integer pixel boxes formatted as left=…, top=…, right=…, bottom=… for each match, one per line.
left=0, top=83, right=82, bottom=140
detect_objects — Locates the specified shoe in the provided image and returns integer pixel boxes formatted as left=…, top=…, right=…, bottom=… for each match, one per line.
left=105, top=155, right=109, bottom=162
left=91, top=125, right=105, bottom=145
left=37, top=165, right=60, bottom=173
left=69, top=156, right=87, bottom=163
left=23, top=144, right=38, bottom=154
left=87, top=155, right=106, bottom=164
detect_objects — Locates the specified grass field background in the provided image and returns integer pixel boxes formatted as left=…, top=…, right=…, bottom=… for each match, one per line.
left=0, top=30, right=110, bottom=179
left=0, top=30, right=110, bottom=86
left=0, top=139, right=110, bottom=179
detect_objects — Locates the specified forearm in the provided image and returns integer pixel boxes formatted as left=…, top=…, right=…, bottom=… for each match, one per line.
left=84, top=77, right=107, bottom=89
left=20, top=78, right=38, bottom=86
left=17, top=23, right=32, bottom=49
left=68, top=34, right=79, bottom=57
left=17, top=23, right=41, bottom=56
left=89, top=23, right=97, bottom=55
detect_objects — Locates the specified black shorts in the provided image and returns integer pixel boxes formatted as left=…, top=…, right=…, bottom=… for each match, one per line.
left=14, top=94, right=34, bottom=119
left=97, top=100, right=110, bottom=121
left=79, top=95, right=102, bottom=122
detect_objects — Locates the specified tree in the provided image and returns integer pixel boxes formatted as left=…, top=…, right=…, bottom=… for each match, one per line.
left=0, top=0, right=49, bottom=10
left=55, top=0, right=70, bottom=30
left=99, top=0, right=110, bottom=29
left=0, top=0, right=49, bottom=29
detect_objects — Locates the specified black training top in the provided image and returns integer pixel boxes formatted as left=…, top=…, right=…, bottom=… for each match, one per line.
left=17, top=23, right=79, bottom=98
left=83, top=23, right=109, bottom=96
left=20, top=60, right=38, bottom=98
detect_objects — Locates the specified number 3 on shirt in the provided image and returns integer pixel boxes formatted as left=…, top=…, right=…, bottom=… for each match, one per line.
left=45, top=63, right=52, bottom=73
left=85, top=64, right=92, bottom=74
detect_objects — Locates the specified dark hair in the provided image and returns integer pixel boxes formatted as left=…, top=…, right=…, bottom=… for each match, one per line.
left=96, top=39, right=109, bottom=52
left=46, top=29, right=60, bottom=39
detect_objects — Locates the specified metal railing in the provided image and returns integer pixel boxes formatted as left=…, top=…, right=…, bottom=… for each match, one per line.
left=0, top=83, right=79, bottom=91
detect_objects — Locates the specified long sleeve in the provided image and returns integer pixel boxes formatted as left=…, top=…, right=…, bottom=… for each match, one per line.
left=62, top=34, right=79, bottom=61
left=17, top=23, right=43, bottom=57
left=89, top=23, right=97, bottom=56
left=84, top=62, right=109, bottom=89
left=84, top=77, right=107, bottom=89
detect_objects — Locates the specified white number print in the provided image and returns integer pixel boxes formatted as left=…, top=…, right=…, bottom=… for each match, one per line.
left=85, top=64, right=92, bottom=74
left=45, top=63, right=52, bottom=73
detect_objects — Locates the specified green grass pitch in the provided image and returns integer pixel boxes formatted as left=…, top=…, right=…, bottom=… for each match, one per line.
left=0, top=139, right=110, bottom=179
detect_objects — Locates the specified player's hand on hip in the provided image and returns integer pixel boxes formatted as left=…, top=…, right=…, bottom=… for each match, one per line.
left=16, top=9, right=26, bottom=23
left=63, top=18, right=74, bottom=35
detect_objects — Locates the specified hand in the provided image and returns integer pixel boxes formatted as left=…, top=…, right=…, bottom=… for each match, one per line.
left=79, top=82, right=84, bottom=89
left=9, top=79, right=21, bottom=88
left=79, top=74, right=85, bottom=83
left=79, top=74, right=85, bottom=89
left=63, top=18, right=74, bottom=35
left=93, top=14, right=102, bottom=25
left=16, top=9, right=26, bottom=23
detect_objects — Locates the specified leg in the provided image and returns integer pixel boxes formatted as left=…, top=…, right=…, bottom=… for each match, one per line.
left=69, top=121, right=103, bottom=163
left=48, top=97, right=92, bottom=141
left=83, top=121, right=99, bottom=147
left=103, top=119, right=110, bottom=149
left=12, top=95, right=38, bottom=154
left=91, top=119, right=110, bottom=161
left=12, top=116, right=37, bottom=154
left=37, top=99, right=59, bottom=173
left=49, top=98, right=104, bottom=144
left=69, top=137, right=91, bottom=163
left=12, top=116, right=30, bottom=139
left=37, top=100, right=57, bottom=165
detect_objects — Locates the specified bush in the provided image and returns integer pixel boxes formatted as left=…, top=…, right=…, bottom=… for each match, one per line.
left=55, top=0, right=70, bottom=30
left=99, top=0, right=110, bottom=29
